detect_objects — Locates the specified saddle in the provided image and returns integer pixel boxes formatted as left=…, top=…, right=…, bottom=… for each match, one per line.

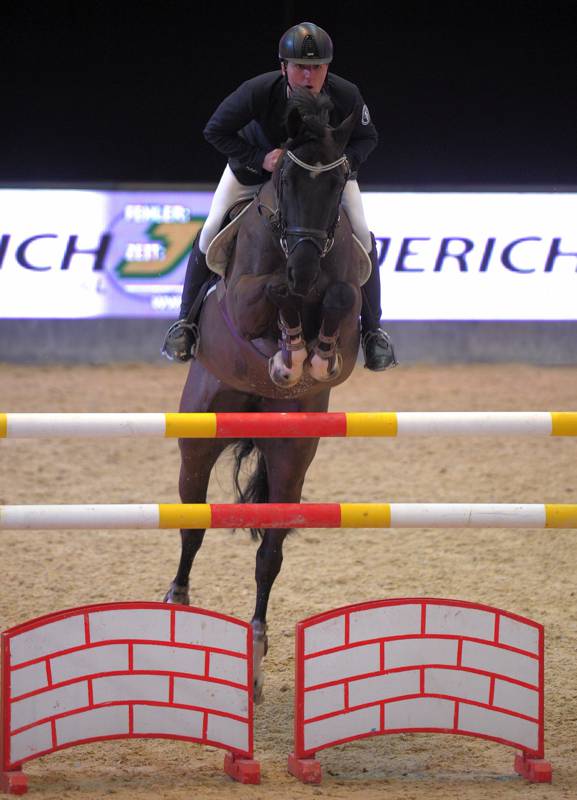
left=206, top=199, right=372, bottom=285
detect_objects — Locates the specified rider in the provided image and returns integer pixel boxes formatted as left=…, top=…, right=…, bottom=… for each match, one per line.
left=162, top=21, right=397, bottom=371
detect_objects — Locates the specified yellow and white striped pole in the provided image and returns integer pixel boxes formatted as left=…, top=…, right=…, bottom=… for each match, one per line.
left=1, top=412, right=577, bottom=438
left=1, top=503, right=576, bottom=529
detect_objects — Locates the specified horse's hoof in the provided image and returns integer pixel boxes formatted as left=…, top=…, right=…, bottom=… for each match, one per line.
left=252, top=620, right=268, bottom=704
left=268, top=350, right=305, bottom=388
left=163, top=581, right=190, bottom=605
left=253, top=672, right=265, bottom=705
left=308, top=352, right=343, bottom=382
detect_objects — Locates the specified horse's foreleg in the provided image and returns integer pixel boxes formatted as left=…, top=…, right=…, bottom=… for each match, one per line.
left=164, top=439, right=227, bottom=605
left=266, top=283, right=307, bottom=387
left=309, top=281, right=356, bottom=382
left=250, top=436, right=322, bottom=702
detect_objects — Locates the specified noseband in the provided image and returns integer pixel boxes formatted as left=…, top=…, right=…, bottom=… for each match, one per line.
left=276, top=150, right=350, bottom=259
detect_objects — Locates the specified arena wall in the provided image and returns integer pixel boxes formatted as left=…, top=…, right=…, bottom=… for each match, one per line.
left=2, top=319, right=577, bottom=364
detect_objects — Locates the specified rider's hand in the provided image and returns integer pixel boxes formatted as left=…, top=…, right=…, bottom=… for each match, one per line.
left=263, top=149, right=283, bottom=172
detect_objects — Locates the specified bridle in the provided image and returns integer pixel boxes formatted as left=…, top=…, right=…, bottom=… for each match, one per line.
left=275, top=149, right=350, bottom=259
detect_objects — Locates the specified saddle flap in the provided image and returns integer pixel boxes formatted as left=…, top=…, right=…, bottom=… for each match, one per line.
left=206, top=200, right=254, bottom=277
left=353, top=234, right=372, bottom=286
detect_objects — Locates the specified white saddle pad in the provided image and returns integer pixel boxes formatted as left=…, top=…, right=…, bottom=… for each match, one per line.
left=206, top=201, right=253, bottom=277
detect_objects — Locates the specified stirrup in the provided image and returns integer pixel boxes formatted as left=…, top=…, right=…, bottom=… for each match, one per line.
left=161, top=319, right=199, bottom=362
left=362, top=328, right=398, bottom=371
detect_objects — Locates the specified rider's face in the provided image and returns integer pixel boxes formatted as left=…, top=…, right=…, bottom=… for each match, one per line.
left=282, top=61, right=329, bottom=94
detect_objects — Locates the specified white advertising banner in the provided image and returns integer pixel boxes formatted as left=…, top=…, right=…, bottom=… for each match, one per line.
left=364, top=191, right=577, bottom=320
left=0, top=189, right=575, bottom=320
left=0, top=190, right=211, bottom=319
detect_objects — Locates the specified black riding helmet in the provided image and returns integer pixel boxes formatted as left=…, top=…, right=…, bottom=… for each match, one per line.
left=278, top=22, right=333, bottom=65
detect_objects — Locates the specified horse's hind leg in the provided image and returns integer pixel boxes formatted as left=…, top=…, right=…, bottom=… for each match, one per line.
left=164, top=437, right=228, bottom=605
left=249, top=404, right=327, bottom=701
left=251, top=528, right=288, bottom=704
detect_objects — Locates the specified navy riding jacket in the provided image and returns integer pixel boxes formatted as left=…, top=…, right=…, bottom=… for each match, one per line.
left=203, top=71, right=378, bottom=186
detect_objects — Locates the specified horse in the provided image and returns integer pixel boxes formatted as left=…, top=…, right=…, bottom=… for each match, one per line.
left=164, top=89, right=369, bottom=701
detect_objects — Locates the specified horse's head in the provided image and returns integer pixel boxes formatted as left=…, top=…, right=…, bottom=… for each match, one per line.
left=274, top=88, right=356, bottom=297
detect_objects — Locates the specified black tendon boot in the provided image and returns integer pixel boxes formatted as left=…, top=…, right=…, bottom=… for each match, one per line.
left=162, top=234, right=211, bottom=362
left=361, top=233, right=398, bottom=371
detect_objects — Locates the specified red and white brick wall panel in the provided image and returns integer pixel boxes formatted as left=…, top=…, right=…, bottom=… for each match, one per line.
left=294, top=598, right=544, bottom=758
left=1, top=602, right=253, bottom=770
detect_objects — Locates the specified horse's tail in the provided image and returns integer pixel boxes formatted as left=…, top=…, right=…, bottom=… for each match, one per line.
left=232, top=440, right=269, bottom=540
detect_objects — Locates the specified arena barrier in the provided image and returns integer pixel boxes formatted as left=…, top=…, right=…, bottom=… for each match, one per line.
left=0, top=602, right=260, bottom=794
left=288, top=598, right=552, bottom=784
left=2, top=411, right=577, bottom=438
left=1, top=503, right=577, bottom=530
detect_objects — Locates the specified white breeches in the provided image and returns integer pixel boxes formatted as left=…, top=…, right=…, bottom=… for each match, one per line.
left=199, top=164, right=372, bottom=254
left=199, top=166, right=259, bottom=253
left=341, top=180, right=372, bottom=251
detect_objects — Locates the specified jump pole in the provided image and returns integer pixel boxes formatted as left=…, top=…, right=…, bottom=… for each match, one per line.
left=2, top=411, right=577, bottom=438
left=1, top=503, right=577, bottom=529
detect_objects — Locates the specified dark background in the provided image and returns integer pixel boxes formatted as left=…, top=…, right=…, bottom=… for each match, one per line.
left=2, top=0, right=576, bottom=187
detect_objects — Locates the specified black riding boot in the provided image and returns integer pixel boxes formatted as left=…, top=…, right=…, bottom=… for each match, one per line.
left=361, top=233, right=398, bottom=371
left=162, top=234, right=211, bottom=362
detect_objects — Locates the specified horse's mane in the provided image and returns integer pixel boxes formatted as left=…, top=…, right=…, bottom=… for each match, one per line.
left=285, top=87, right=333, bottom=140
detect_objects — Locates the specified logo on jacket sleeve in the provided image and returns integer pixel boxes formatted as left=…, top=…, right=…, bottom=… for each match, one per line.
left=361, top=104, right=371, bottom=125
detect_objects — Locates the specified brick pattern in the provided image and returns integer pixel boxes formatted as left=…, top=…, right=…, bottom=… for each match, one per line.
left=296, top=599, right=544, bottom=757
left=1, top=602, right=252, bottom=768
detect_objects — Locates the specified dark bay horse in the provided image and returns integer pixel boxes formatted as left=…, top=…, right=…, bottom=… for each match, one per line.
left=165, top=89, right=367, bottom=700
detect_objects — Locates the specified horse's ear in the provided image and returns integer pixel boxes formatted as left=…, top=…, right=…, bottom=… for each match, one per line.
left=332, top=109, right=357, bottom=152
left=286, top=106, right=303, bottom=140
